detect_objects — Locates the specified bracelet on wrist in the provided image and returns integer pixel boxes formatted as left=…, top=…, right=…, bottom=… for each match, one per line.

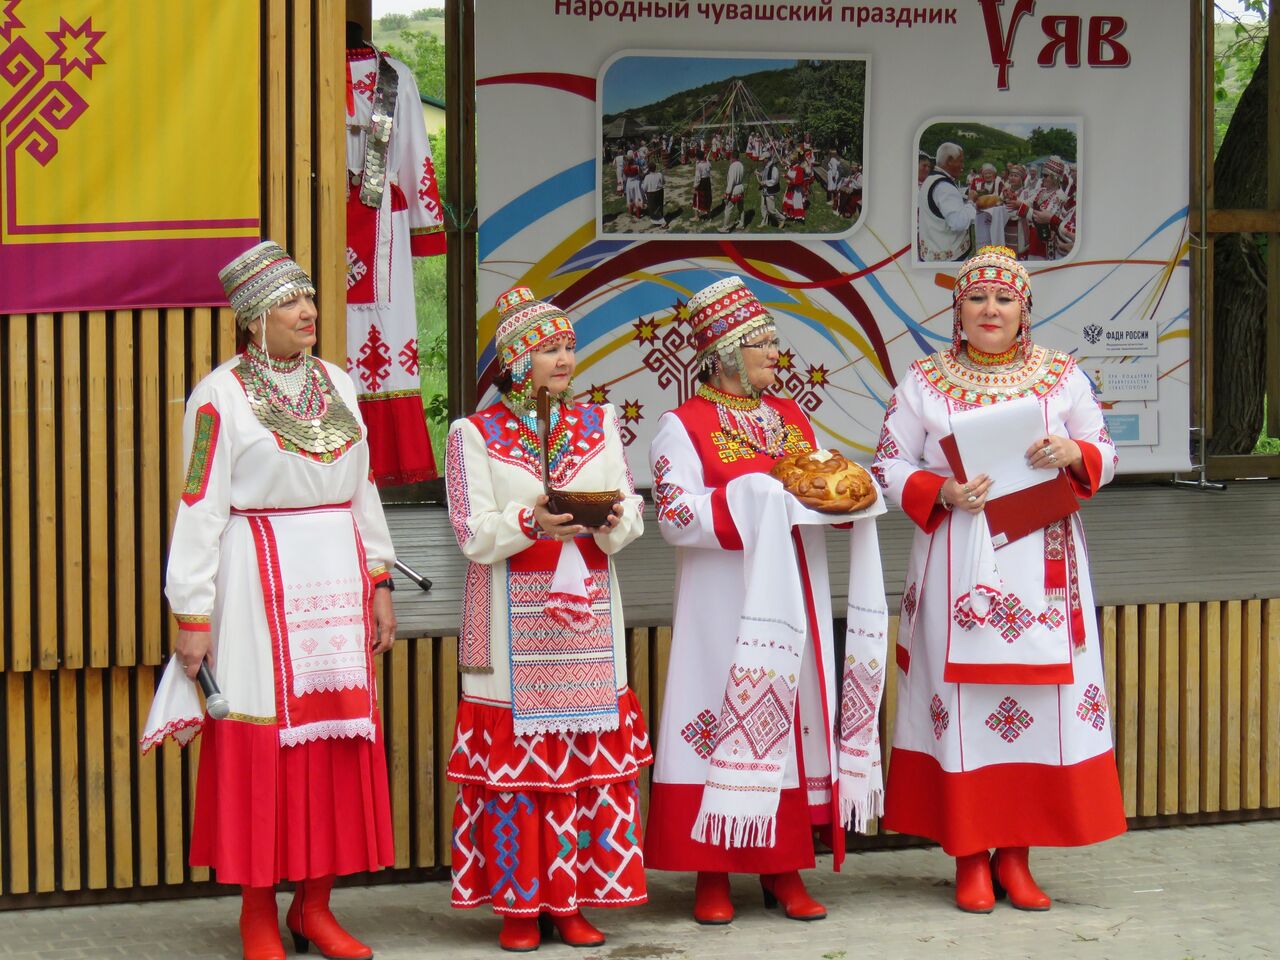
left=374, top=579, right=395, bottom=591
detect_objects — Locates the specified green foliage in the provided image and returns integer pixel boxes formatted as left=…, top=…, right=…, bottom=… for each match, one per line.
left=1257, top=398, right=1280, bottom=455
left=603, top=64, right=805, bottom=130
left=1213, top=6, right=1268, bottom=155
left=793, top=60, right=866, bottom=155
left=1026, top=125, right=1077, bottom=161
left=414, top=253, right=449, bottom=458
left=412, top=7, right=445, bottom=17
left=384, top=29, right=446, bottom=102
left=919, top=122, right=1069, bottom=171
left=378, top=12, right=409, bottom=30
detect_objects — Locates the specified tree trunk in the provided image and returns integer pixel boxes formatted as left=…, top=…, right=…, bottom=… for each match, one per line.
left=1209, top=39, right=1269, bottom=455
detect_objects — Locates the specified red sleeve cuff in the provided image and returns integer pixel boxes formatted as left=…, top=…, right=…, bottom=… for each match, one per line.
left=174, top=614, right=211, bottom=632
left=1069, top=440, right=1104, bottom=499
left=902, top=470, right=950, bottom=533
left=518, top=507, right=538, bottom=541
left=367, top=565, right=391, bottom=585
left=710, top=486, right=744, bottom=551
left=410, top=230, right=447, bottom=257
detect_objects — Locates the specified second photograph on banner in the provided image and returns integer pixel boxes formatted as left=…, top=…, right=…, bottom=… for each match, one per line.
left=915, top=117, right=1081, bottom=265
left=598, top=52, right=869, bottom=238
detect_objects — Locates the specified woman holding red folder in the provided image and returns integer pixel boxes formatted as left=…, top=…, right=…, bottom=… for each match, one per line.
left=871, top=245, right=1126, bottom=913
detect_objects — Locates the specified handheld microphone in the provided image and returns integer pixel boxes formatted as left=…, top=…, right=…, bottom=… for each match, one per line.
left=196, top=662, right=231, bottom=719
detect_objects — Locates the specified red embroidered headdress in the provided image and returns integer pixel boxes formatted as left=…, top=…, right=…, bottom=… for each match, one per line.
left=494, top=286, right=575, bottom=370
left=686, top=275, right=774, bottom=368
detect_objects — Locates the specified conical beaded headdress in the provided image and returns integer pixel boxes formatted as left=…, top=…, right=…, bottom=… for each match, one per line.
left=218, top=241, right=315, bottom=328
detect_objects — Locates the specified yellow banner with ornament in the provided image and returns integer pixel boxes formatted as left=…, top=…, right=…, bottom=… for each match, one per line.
left=0, top=0, right=260, bottom=312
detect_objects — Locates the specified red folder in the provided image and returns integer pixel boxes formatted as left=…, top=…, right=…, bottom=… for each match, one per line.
left=939, top=433, right=1079, bottom=548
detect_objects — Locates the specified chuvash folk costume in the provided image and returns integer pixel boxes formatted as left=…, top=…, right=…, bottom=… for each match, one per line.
left=345, top=42, right=446, bottom=485
left=871, top=245, right=1126, bottom=913
left=141, top=242, right=397, bottom=960
left=645, top=277, right=889, bottom=924
left=443, top=288, right=650, bottom=951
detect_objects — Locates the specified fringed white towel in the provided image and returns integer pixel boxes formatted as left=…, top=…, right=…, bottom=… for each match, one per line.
left=692, top=472, right=889, bottom=847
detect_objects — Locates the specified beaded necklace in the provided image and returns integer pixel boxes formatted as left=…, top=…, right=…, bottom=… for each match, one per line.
left=697, top=381, right=786, bottom=457
left=502, top=394, right=574, bottom=482
left=963, top=341, right=1020, bottom=367
left=241, top=341, right=327, bottom=420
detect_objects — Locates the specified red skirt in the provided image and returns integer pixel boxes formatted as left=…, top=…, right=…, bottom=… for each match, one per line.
left=644, top=782, right=817, bottom=873
left=882, top=748, right=1127, bottom=856
left=448, top=690, right=652, bottom=915
left=190, top=715, right=394, bottom=887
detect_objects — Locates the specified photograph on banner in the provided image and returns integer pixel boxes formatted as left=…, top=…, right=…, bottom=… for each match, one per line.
left=598, top=52, right=867, bottom=238
left=915, top=117, right=1080, bottom=265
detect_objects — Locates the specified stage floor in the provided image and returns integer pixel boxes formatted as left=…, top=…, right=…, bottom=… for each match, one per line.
left=388, top=480, right=1280, bottom=636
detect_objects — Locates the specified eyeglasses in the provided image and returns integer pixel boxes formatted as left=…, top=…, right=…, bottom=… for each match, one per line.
left=741, top=338, right=783, bottom=352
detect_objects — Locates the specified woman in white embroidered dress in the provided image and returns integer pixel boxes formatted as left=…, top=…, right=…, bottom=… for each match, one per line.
left=141, top=242, right=396, bottom=960
left=645, top=276, right=888, bottom=926
left=443, top=287, right=649, bottom=953
left=872, top=245, right=1126, bottom=914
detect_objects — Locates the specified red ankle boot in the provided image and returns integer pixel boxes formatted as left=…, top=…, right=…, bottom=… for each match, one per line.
left=285, top=876, right=373, bottom=959
left=537, top=911, right=606, bottom=947
left=693, top=871, right=734, bottom=925
left=499, top=916, right=541, bottom=952
left=239, top=886, right=285, bottom=960
left=954, top=852, right=995, bottom=913
left=992, top=847, right=1052, bottom=911
left=760, top=871, right=827, bottom=921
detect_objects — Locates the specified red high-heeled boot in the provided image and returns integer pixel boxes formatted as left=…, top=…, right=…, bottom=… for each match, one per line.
left=693, top=871, right=734, bottom=925
left=954, top=851, right=995, bottom=914
left=760, top=871, right=827, bottom=921
left=537, top=911, right=606, bottom=947
left=239, top=886, right=286, bottom=960
left=498, top=916, right=541, bottom=952
left=285, top=876, right=373, bottom=959
left=992, top=847, right=1052, bottom=911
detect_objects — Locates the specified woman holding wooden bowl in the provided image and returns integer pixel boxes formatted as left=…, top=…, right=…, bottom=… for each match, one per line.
left=442, top=286, right=649, bottom=952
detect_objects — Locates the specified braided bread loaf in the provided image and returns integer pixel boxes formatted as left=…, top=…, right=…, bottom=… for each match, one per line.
left=770, top=449, right=878, bottom=514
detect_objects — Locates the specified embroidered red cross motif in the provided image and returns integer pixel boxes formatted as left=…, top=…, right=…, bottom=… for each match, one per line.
left=929, top=693, right=949, bottom=740
left=356, top=325, right=392, bottom=392
left=680, top=709, right=718, bottom=759
left=986, top=695, right=1034, bottom=743
left=1076, top=683, right=1108, bottom=730
left=987, top=594, right=1037, bottom=642
left=399, top=339, right=419, bottom=375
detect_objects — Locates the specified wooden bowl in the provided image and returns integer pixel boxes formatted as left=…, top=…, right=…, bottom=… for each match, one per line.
left=548, top=489, right=622, bottom=528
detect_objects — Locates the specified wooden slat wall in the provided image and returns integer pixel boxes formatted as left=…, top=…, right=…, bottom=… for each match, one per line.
left=0, top=0, right=347, bottom=903
left=2, top=600, right=1278, bottom=902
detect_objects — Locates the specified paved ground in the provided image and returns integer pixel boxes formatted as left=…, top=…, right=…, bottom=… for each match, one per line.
left=2, top=821, right=1276, bottom=960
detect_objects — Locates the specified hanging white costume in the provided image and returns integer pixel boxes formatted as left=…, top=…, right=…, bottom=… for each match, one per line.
left=345, top=47, right=446, bottom=485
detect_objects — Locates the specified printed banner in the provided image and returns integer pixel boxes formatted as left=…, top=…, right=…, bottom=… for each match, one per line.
left=475, top=0, right=1191, bottom=476
left=0, top=0, right=261, bottom=313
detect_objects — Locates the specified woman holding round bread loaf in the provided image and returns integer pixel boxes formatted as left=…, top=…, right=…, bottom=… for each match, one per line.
left=442, top=286, right=650, bottom=952
left=646, top=276, right=888, bottom=926
left=871, top=245, right=1126, bottom=914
